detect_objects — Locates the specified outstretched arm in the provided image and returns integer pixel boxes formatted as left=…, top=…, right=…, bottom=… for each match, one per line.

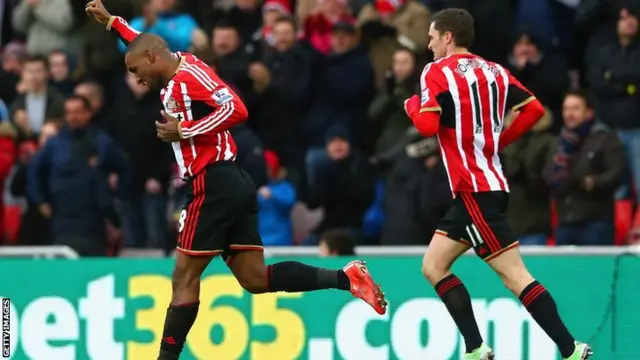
left=85, top=0, right=139, bottom=44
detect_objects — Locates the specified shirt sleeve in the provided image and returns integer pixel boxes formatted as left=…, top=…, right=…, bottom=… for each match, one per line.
left=504, top=70, right=536, bottom=111
left=106, top=16, right=140, bottom=46
left=418, top=63, right=448, bottom=113
left=167, top=80, right=249, bottom=139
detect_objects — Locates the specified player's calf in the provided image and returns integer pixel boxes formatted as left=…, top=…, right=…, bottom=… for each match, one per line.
left=158, top=253, right=212, bottom=360
left=487, top=247, right=577, bottom=359
left=422, top=235, right=484, bottom=353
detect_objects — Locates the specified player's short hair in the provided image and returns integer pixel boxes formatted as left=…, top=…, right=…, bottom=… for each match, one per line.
left=65, top=95, right=92, bottom=110
left=23, top=55, right=49, bottom=70
left=431, top=8, right=475, bottom=49
left=320, top=229, right=356, bottom=256
left=564, top=89, right=595, bottom=109
left=127, top=33, right=169, bottom=54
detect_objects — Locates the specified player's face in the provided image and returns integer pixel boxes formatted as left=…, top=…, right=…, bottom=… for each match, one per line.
left=428, top=22, right=447, bottom=60
left=125, top=52, right=165, bottom=91
left=562, top=95, right=593, bottom=129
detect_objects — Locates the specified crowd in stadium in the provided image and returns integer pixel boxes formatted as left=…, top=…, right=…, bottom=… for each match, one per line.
left=0, top=0, right=638, bottom=256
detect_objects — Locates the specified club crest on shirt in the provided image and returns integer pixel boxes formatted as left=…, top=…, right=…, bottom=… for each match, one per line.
left=165, top=98, right=180, bottom=112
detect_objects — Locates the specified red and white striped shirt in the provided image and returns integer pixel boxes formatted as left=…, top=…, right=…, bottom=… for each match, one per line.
left=410, top=53, right=538, bottom=194
left=107, top=16, right=247, bottom=178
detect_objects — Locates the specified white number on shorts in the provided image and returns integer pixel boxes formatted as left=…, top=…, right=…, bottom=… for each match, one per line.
left=178, top=209, right=187, bottom=233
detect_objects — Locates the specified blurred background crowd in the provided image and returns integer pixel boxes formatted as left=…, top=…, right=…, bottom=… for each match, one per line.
left=0, top=0, right=639, bottom=257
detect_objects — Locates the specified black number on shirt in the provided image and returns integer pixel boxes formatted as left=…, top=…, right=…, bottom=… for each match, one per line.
left=470, top=80, right=501, bottom=134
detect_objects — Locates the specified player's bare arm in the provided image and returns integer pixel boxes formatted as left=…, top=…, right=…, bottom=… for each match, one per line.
left=85, top=0, right=111, bottom=24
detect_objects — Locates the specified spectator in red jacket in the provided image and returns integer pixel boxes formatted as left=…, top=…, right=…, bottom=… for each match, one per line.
left=0, top=121, right=18, bottom=243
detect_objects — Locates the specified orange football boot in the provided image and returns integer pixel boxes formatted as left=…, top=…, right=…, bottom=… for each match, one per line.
left=343, top=260, right=387, bottom=314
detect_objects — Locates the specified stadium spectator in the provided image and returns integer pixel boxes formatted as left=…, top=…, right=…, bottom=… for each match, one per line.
left=587, top=7, right=640, bottom=236
left=211, top=21, right=254, bottom=102
left=117, top=0, right=207, bottom=53
left=48, top=50, right=77, bottom=96
left=258, top=150, right=296, bottom=246
left=74, top=81, right=107, bottom=127
left=543, top=90, right=625, bottom=246
left=507, top=29, right=569, bottom=133
left=305, top=124, right=375, bottom=245
left=105, top=72, right=171, bottom=249
left=10, top=55, right=64, bottom=140
left=0, top=41, right=27, bottom=104
left=209, top=0, right=262, bottom=46
left=369, top=47, right=417, bottom=155
left=232, top=124, right=268, bottom=188
left=503, top=109, right=555, bottom=245
left=247, top=0, right=292, bottom=61
left=251, top=16, right=318, bottom=186
left=358, top=0, right=430, bottom=89
left=26, top=95, right=130, bottom=256
left=11, top=0, right=78, bottom=56
left=305, top=21, right=374, bottom=180
left=318, top=228, right=355, bottom=256
left=380, top=136, right=450, bottom=245
left=0, top=121, right=17, bottom=243
left=9, top=121, right=57, bottom=245
left=302, top=0, right=355, bottom=55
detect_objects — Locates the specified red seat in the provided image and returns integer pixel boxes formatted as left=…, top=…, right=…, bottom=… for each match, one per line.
left=615, top=199, right=633, bottom=245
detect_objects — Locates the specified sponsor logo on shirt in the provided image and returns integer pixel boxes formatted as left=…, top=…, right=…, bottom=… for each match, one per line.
left=421, top=88, right=430, bottom=105
left=212, top=88, right=234, bottom=105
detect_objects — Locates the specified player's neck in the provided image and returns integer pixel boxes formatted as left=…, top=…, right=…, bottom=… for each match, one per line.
left=161, top=53, right=182, bottom=85
left=448, top=47, right=470, bottom=56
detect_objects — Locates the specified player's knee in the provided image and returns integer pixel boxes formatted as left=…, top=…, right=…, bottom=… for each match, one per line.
left=494, top=264, right=534, bottom=294
left=236, top=269, right=269, bottom=294
left=421, top=257, right=449, bottom=284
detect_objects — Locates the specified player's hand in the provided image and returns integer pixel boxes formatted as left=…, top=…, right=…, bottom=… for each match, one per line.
left=85, top=0, right=112, bottom=25
left=38, top=203, right=52, bottom=218
left=25, top=0, right=39, bottom=7
left=156, top=111, right=182, bottom=142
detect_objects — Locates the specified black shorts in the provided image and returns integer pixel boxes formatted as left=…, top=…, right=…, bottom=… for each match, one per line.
left=435, top=191, right=518, bottom=260
left=176, top=161, right=263, bottom=261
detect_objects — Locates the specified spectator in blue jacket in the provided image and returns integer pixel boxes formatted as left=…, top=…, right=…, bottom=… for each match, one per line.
left=257, top=150, right=296, bottom=246
left=27, top=95, right=131, bottom=256
left=118, top=0, right=205, bottom=53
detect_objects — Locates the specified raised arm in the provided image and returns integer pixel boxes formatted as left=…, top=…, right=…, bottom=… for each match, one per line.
left=85, top=0, right=139, bottom=44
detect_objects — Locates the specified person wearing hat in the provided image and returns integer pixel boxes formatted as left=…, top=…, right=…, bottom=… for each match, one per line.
left=506, top=28, right=568, bottom=133
left=303, top=20, right=374, bottom=180
left=305, top=123, right=375, bottom=245
left=257, top=150, right=296, bottom=246
left=302, top=0, right=355, bottom=55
